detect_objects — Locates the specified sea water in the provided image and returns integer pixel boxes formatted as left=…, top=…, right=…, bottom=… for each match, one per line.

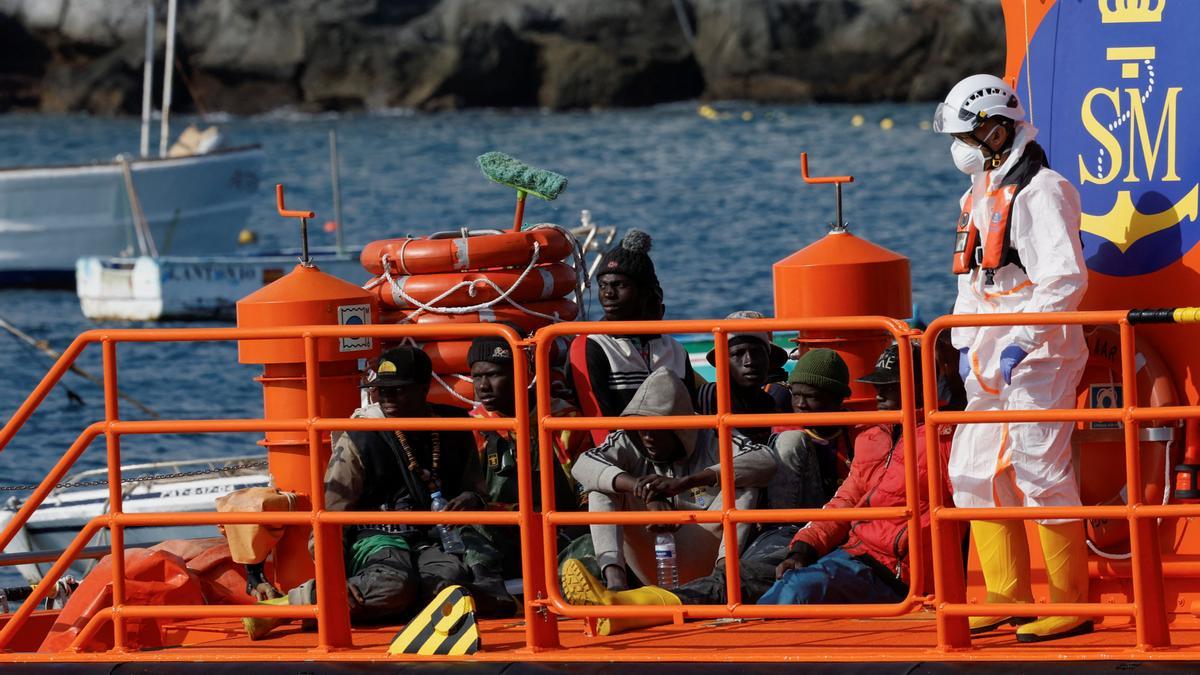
left=0, top=104, right=964, bottom=580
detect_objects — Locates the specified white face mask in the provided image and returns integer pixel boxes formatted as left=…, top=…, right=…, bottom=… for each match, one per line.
left=951, top=139, right=987, bottom=175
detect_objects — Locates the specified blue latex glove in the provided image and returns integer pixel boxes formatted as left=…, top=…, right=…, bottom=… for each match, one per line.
left=999, top=345, right=1029, bottom=385
left=958, top=348, right=970, bottom=383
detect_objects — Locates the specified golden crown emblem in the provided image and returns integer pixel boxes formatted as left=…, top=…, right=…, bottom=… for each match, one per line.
left=1100, top=0, right=1165, bottom=23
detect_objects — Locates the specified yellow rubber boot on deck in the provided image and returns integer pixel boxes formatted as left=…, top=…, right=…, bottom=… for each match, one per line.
left=242, top=595, right=291, bottom=641
left=969, top=520, right=1035, bottom=634
left=1016, top=521, right=1094, bottom=643
left=560, top=559, right=681, bottom=636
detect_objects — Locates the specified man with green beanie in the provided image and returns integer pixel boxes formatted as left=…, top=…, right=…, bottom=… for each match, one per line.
left=778, top=348, right=856, bottom=503
left=561, top=349, right=854, bottom=631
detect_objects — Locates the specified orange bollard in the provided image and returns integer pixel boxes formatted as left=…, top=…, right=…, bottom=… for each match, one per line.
left=237, top=264, right=379, bottom=591
left=774, top=154, right=912, bottom=407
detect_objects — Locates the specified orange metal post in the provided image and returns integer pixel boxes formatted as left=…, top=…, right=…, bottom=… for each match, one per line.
left=921, top=319, right=971, bottom=650
left=101, top=339, right=128, bottom=652
left=511, top=330, right=559, bottom=651
left=1121, top=321, right=1170, bottom=649
left=304, top=335, right=353, bottom=650
left=712, top=330, right=744, bottom=609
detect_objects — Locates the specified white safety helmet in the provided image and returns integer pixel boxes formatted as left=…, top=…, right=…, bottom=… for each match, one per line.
left=933, top=74, right=1025, bottom=134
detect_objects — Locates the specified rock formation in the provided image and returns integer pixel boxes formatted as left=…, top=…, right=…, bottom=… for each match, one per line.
left=0, top=0, right=1004, bottom=115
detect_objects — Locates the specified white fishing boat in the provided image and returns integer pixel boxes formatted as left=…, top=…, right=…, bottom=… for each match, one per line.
left=0, top=0, right=263, bottom=289
left=76, top=248, right=365, bottom=322
left=0, top=456, right=270, bottom=585
left=1, top=147, right=264, bottom=289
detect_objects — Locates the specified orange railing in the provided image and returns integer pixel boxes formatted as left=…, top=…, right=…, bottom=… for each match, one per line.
left=0, top=323, right=546, bottom=653
left=532, top=316, right=922, bottom=625
left=0, top=310, right=1196, bottom=657
left=920, top=310, right=1186, bottom=651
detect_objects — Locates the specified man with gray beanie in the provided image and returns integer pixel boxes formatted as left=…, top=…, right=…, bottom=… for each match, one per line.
left=560, top=349, right=856, bottom=634
left=567, top=368, right=776, bottom=602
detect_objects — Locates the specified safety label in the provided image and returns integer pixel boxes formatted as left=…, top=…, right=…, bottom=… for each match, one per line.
left=338, top=304, right=372, bottom=352
left=1088, top=383, right=1123, bottom=430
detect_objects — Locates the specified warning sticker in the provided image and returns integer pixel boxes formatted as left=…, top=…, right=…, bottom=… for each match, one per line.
left=1088, top=383, right=1123, bottom=430
left=338, top=304, right=372, bottom=353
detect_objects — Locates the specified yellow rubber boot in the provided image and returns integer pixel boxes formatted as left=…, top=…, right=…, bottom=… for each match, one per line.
left=560, top=559, right=681, bottom=636
left=1016, top=521, right=1094, bottom=643
left=969, top=520, right=1035, bottom=634
left=242, top=595, right=291, bottom=641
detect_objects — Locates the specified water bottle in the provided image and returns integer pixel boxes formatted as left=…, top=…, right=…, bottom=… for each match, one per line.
left=654, top=531, right=679, bottom=589
left=429, top=491, right=466, bottom=554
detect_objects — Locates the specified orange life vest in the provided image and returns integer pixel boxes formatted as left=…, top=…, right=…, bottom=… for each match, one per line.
left=952, top=183, right=1022, bottom=283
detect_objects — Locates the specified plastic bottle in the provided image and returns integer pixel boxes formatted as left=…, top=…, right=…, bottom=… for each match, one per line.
left=654, top=531, right=679, bottom=589
left=429, top=491, right=466, bottom=554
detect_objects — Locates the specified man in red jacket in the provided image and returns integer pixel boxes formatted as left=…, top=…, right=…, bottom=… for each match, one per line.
left=759, top=343, right=953, bottom=605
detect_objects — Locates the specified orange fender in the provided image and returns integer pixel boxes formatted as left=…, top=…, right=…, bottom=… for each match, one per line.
left=361, top=228, right=574, bottom=276
left=373, top=261, right=577, bottom=310
left=39, top=548, right=204, bottom=653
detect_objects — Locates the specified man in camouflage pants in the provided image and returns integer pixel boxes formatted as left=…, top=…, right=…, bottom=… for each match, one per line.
left=244, top=346, right=514, bottom=640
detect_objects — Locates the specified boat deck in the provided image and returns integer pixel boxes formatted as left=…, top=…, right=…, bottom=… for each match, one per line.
left=12, top=614, right=1200, bottom=667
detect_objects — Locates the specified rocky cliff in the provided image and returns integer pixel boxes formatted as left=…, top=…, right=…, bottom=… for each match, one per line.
left=0, top=0, right=1004, bottom=115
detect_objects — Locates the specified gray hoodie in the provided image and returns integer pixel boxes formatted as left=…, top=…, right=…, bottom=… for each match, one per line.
left=572, top=368, right=777, bottom=510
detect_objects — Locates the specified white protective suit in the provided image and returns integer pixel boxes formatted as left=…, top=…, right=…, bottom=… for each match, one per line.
left=947, top=122, right=1089, bottom=523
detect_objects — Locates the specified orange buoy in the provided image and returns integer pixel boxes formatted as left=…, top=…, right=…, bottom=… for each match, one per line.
left=774, top=154, right=911, bottom=406
left=373, top=261, right=578, bottom=310
left=382, top=299, right=578, bottom=335
left=361, top=228, right=575, bottom=276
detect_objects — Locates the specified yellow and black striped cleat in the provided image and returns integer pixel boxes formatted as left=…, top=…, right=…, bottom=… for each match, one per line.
left=387, top=585, right=481, bottom=656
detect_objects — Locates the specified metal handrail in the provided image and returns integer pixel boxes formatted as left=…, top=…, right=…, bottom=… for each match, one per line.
left=0, top=310, right=1195, bottom=657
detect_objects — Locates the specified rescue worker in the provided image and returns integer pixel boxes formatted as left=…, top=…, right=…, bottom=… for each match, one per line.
left=570, top=367, right=776, bottom=602
left=466, top=335, right=589, bottom=578
left=933, top=74, right=1091, bottom=642
left=758, top=344, right=953, bottom=606
left=242, top=346, right=514, bottom=640
left=695, top=310, right=791, bottom=443
left=569, top=229, right=699, bottom=446
left=559, top=349, right=854, bottom=634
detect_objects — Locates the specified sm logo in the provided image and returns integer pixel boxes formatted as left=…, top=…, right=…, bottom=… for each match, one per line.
left=1025, top=0, right=1199, bottom=276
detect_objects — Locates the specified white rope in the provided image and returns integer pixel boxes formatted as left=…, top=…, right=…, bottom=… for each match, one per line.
left=384, top=241, right=544, bottom=319
left=1085, top=439, right=1173, bottom=560
left=431, top=370, right=478, bottom=406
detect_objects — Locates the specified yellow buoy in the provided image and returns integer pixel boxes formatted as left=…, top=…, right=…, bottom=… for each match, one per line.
left=919, top=120, right=932, bottom=130
left=698, top=104, right=720, bottom=121
left=880, top=117, right=894, bottom=130
left=238, top=229, right=257, bottom=245
left=851, top=114, right=865, bottom=127
left=741, top=111, right=753, bottom=121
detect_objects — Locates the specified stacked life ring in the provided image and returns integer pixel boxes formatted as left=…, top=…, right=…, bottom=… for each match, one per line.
left=1074, top=324, right=1179, bottom=558
left=362, top=226, right=583, bottom=409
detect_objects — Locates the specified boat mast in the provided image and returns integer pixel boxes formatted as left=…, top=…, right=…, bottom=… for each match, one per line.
left=139, top=2, right=154, bottom=158
left=158, top=0, right=177, bottom=157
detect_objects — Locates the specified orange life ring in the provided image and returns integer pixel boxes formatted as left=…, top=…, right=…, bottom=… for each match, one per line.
left=361, top=228, right=575, bottom=277
left=427, top=373, right=476, bottom=409
left=1075, top=325, right=1179, bottom=555
left=373, top=261, right=578, bottom=310
left=382, top=299, right=578, bottom=335
left=414, top=340, right=473, bottom=374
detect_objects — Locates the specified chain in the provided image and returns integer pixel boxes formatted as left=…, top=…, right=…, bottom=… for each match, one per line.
left=0, top=459, right=269, bottom=494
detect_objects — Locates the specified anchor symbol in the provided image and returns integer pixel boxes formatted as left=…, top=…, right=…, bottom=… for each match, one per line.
left=1080, top=184, right=1199, bottom=252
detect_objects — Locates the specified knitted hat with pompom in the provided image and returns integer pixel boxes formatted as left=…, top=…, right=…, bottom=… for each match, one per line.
left=597, top=229, right=659, bottom=290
